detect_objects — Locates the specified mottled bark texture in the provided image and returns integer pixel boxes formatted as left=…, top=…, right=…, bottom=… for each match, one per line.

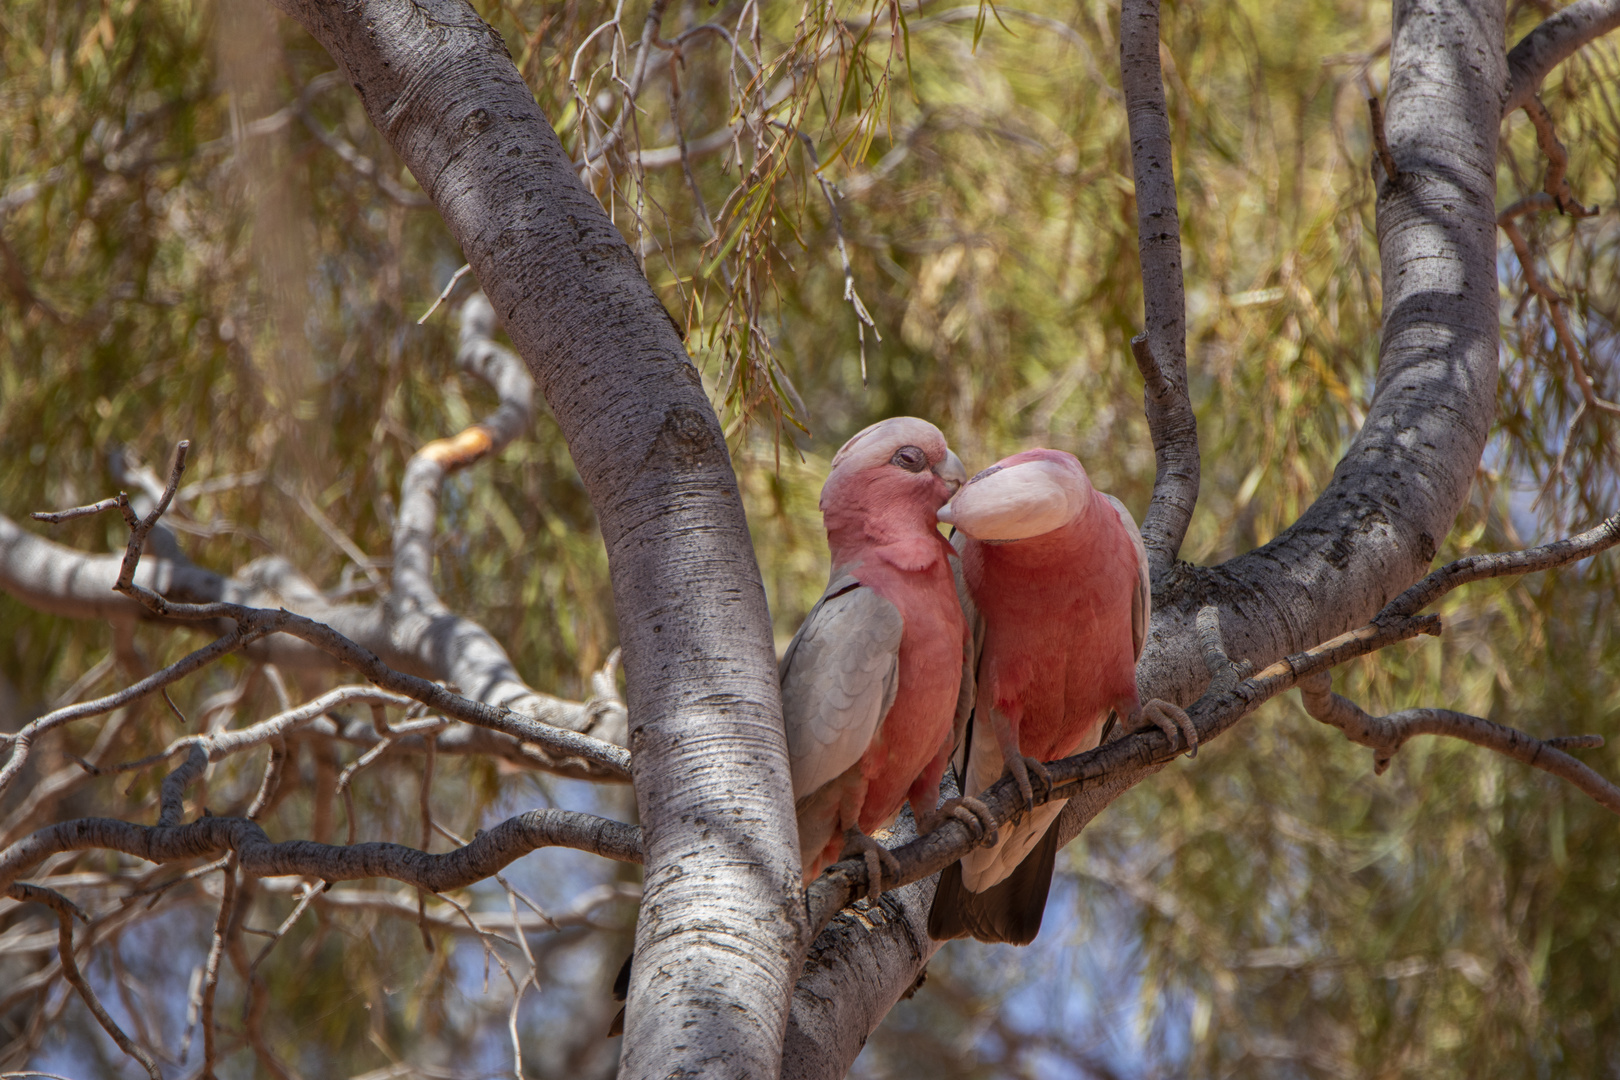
left=262, top=4, right=804, bottom=1078
left=778, top=0, right=1511, bottom=1073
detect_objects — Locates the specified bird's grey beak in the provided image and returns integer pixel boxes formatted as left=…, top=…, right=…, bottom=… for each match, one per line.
left=934, top=449, right=968, bottom=493
left=937, top=500, right=957, bottom=525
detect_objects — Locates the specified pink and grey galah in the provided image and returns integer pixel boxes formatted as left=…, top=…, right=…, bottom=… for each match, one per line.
left=781, top=416, right=974, bottom=894
left=927, top=448, right=1198, bottom=944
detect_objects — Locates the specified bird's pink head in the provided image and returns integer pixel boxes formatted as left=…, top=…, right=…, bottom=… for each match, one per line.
left=936, top=448, right=1095, bottom=541
left=820, top=417, right=968, bottom=550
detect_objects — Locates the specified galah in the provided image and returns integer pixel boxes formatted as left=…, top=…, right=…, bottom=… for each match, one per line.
left=781, top=416, right=974, bottom=894
left=927, top=449, right=1197, bottom=944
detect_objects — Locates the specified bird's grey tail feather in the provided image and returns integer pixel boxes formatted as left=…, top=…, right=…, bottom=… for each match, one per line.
left=927, top=824, right=1060, bottom=945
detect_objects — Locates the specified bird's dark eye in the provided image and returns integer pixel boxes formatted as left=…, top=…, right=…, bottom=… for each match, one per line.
left=890, top=445, right=928, bottom=472
left=965, top=464, right=1004, bottom=486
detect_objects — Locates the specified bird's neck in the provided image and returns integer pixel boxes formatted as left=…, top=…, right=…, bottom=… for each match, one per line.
left=827, top=507, right=950, bottom=576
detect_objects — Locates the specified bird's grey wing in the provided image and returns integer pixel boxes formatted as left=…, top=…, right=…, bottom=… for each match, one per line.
left=948, top=531, right=984, bottom=774
left=780, top=577, right=904, bottom=801
left=1104, top=493, right=1152, bottom=662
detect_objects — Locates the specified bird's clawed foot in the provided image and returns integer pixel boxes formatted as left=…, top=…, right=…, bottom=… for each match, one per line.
left=840, top=828, right=901, bottom=902
left=931, top=796, right=999, bottom=847
left=1132, top=698, right=1199, bottom=758
left=1004, top=754, right=1053, bottom=810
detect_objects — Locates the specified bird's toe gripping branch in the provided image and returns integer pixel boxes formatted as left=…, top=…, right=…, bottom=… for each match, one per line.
left=1132, top=699, right=1199, bottom=759
left=840, top=828, right=902, bottom=903
left=1003, top=754, right=1054, bottom=810
left=932, top=796, right=999, bottom=847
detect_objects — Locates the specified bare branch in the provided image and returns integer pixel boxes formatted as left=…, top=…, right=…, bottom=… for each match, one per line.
left=804, top=609, right=1445, bottom=936
left=1120, top=0, right=1200, bottom=571
left=78, top=446, right=631, bottom=777
left=1379, top=511, right=1620, bottom=619
left=29, top=496, right=124, bottom=524
left=0, top=807, right=643, bottom=896
left=112, top=441, right=190, bottom=593
left=7, top=883, right=163, bottom=1080
left=417, top=263, right=472, bottom=324
left=1520, top=97, right=1595, bottom=216
left=1504, top=0, right=1620, bottom=116
left=199, top=860, right=236, bottom=1079
left=1298, top=672, right=1620, bottom=813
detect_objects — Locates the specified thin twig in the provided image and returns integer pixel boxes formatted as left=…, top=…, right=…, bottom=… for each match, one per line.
left=199, top=860, right=237, bottom=1080
left=1367, top=95, right=1400, bottom=183
left=1521, top=96, right=1594, bottom=216
left=1379, top=511, right=1620, bottom=619
left=30, top=497, right=124, bottom=524
left=416, top=735, right=437, bottom=952
left=417, top=263, right=472, bottom=324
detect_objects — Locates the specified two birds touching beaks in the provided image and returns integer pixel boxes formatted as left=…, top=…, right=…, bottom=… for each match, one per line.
left=609, top=417, right=1198, bottom=1036
left=783, top=416, right=1197, bottom=946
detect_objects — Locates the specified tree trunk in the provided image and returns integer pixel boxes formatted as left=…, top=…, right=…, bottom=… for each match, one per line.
left=262, top=3, right=807, bottom=1077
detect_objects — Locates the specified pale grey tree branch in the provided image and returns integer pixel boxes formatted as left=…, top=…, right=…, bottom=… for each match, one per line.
left=1121, top=0, right=1200, bottom=572
left=1504, top=0, right=1620, bottom=116
left=0, top=516, right=623, bottom=771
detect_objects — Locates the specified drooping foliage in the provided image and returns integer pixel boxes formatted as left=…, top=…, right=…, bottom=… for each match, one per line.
left=1, top=0, right=1617, bottom=1076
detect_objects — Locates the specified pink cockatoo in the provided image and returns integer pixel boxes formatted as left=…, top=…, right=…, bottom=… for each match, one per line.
left=927, top=449, right=1197, bottom=944
left=782, top=416, right=974, bottom=894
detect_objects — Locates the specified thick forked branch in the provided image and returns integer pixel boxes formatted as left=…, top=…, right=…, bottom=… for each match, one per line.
left=1504, top=0, right=1620, bottom=116
left=1135, top=0, right=1506, bottom=706
left=1297, top=673, right=1619, bottom=813
left=0, top=806, right=642, bottom=897
left=262, top=4, right=799, bottom=1076
left=1120, top=0, right=1200, bottom=572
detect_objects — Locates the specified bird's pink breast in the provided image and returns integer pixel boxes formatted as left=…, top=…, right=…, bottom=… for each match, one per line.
left=964, top=499, right=1141, bottom=761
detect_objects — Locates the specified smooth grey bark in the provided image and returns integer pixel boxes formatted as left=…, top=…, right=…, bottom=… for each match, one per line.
left=1121, top=0, right=1200, bottom=572
left=778, top=0, right=1511, bottom=1072
left=261, top=4, right=804, bottom=1077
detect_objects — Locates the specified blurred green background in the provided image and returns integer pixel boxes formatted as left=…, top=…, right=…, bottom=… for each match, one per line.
left=2, top=0, right=1618, bottom=1076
